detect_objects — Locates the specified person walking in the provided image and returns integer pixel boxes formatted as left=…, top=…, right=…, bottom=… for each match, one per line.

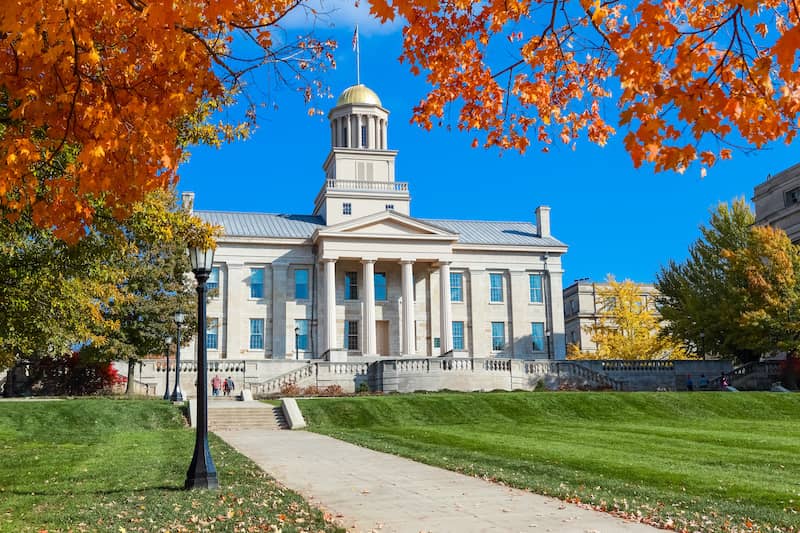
left=222, top=377, right=230, bottom=396
left=211, top=374, right=222, bottom=396
left=226, top=376, right=235, bottom=397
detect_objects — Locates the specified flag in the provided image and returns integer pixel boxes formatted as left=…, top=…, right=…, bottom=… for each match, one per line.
left=352, top=25, right=359, bottom=51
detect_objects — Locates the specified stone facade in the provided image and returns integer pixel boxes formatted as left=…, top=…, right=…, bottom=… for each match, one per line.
left=186, top=84, right=569, bottom=365
left=753, top=162, right=800, bottom=243
left=562, top=279, right=659, bottom=353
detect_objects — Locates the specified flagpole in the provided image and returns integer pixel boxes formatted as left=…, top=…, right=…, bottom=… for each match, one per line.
left=355, top=24, right=360, bottom=85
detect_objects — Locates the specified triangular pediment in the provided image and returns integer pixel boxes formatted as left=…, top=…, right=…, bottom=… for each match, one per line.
left=314, top=211, right=458, bottom=240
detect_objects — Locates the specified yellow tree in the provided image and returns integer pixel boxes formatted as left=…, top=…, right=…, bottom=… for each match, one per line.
left=568, top=276, right=689, bottom=360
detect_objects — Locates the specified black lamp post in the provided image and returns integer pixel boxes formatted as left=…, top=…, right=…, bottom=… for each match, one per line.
left=185, top=245, right=218, bottom=490
left=545, top=330, right=552, bottom=360
left=294, top=327, right=300, bottom=360
left=699, top=331, right=706, bottom=360
left=163, top=336, right=173, bottom=400
left=171, top=311, right=185, bottom=402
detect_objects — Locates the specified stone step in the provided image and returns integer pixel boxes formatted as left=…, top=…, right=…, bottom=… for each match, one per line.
left=208, top=406, right=287, bottom=431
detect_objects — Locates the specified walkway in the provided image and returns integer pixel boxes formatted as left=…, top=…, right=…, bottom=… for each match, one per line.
left=216, top=429, right=662, bottom=533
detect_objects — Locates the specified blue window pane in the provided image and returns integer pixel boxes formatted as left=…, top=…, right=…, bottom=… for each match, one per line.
left=206, top=318, right=219, bottom=350
left=531, top=322, right=545, bottom=351
left=450, top=272, right=463, bottom=302
left=250, top=319, right=264, bottom=350
left=250, top=268, right=264, bottom=299
left=207, top=267, right=220, bottom=291
left=491, top=322, right=505, bottom=351
left=452, top=321, right=464, bottom=350
left=345, top=272, right=358, bottom=300
left=529, top=274, right=543, bottom=303
left=295, top=269, right=309, bottom=299
left=490, top=273, right=503, bottom=302
left=375, top=273, right=387, bottom=301
left=295, top=319, right=309, bottom=351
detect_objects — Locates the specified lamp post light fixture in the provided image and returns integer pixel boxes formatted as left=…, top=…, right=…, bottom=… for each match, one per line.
left=163, top=336, right=173, bottom=400
left=171, top=311, right=186, bottom=402
left=294, top=327, right=300, bottom=360
left=185, top=245, right=218, bottom=491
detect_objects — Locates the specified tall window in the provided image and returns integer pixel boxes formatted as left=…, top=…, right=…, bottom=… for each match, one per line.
left=295, top=269, right=309, bottom=299
left=361, top=124, right=368, bottom=147
left=343, top=202, right=352, bottom=215
left=206, top=318, right=219, bottom=350
left=531, top=322, right=545, bottom=351
left=490, top=273, right=504, bottom=302
left=249, top=319, right=264, bottom=350
left=250, top=268, right=263, bottom=299
left=345, top=272, right=358, bottom=299
left=452, top=321, right=464, bottom=350
left=375, top=272, right=387, bottom=301
left=295, top=319, right=309, bottom=350
left=342, top=124, right=348, bottom=146
left=491, top=322, right=505, bottom=351
left=450, top=272, right=463, bottom=302
left=344, top=320, right=359, bottom=350
left=529, top=274, right=543, bottom=303
left=207, top=266, right=220, bottom=291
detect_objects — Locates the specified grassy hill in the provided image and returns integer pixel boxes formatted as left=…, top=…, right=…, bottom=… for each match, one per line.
left=299, top=392, right=800, bottom=532
left=0, top=398, right=340, bottom=532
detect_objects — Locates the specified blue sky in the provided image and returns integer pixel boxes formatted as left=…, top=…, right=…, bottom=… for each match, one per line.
left=177, top=6, right=799, bottom=285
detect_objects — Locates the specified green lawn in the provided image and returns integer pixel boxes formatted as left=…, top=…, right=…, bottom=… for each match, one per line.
left=0, top=398, right=341, bottom=533
left=299, top=392, right=800, bottom=532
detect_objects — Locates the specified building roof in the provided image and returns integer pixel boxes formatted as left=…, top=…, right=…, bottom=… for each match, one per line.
left=336, top=84, right=382, bottom=107
left=197, top=211, right=325, bottom=238
left=422, top=219, right=566, bottom=247
left=197, top=210, right=566, bottom=247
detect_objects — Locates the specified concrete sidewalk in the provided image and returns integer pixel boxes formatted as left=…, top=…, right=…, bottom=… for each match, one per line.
left=216, top=430, right=661, bottom=533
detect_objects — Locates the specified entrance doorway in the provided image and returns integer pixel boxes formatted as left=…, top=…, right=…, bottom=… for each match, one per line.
left=376, top=321, right=390, bottom=356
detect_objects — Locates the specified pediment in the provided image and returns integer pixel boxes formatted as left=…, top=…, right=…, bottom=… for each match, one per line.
left=315, top=211, right=458, bottom=240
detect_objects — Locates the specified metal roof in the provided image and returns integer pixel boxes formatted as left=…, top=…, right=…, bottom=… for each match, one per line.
left=196, top=211, right=325, bottom=239
left=422, top=219, right=567, bottom=247
left=196, top=210, right=566, bottom=247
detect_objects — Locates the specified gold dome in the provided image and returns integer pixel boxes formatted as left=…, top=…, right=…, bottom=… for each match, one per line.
left=336, top=84, right=382, bottom=106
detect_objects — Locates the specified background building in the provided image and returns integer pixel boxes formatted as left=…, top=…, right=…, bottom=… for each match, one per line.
left=563, top=279, right=659, bottom=353
left=753, top=162, right=800, bottom=243
left=187, top=84, right=569, bottom=362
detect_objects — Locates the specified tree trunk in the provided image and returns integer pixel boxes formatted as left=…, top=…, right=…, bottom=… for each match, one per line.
left=126, top=359, right=136, bottom=395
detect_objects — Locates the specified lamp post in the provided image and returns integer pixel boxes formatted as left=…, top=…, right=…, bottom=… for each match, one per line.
left=545, top=330, right=552, bottom=360
left=171, top=311, right=186, bottom=402
left=185, top=245, right=218, bottom=490
left=294, top=326, right=300, bottom=360
left=163, top=336, right=173, bottom=400
left=699, top=331, right=706, bottom=360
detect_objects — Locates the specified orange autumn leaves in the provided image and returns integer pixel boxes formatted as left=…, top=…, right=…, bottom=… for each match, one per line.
left=371, top=0, right=800, bottom=173
left=0, top=0, right=333, bottom=241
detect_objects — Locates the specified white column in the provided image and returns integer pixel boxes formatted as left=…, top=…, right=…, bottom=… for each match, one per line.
left=271, top=263, right=288, bottom=358
left=323, top=259, right=337, bottom=354
left=382, top=120, right=388, bottom=149
left=362, top=259, right=377, bottom=355
left=439, top=261, right=453, bottom=354
left=401, top=260, right=415, bottom=356
left=224, top=263, right=242, bottom=358
left=356, top=114, right=363, bottom=148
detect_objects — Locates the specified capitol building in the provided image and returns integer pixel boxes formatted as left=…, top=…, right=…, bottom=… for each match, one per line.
left=186, top=84, right=569, bottom=363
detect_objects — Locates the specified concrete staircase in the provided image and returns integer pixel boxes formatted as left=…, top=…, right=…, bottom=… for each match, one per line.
left=208, top=402, right=287, bottom=431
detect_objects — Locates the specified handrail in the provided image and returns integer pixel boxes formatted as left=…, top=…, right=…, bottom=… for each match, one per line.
left=245, top=363, right=315, bottom=396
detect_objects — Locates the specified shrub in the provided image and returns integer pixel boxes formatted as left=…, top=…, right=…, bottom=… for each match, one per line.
left=8, top=352, right=125, bottom=396
left=279, top=382, right=301, bottom=397
left=356, top=382, right=370, bottom=394
left=302, top=385, right=321, bottom=396
left=321, top=385, right=343, bottom=397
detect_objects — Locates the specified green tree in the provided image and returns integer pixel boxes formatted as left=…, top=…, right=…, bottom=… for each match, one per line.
left=82, top=190, right=201, bottom=394
left=656, top=199, right=800, bottom=362
left=567, top=276, right=688, bottom=360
